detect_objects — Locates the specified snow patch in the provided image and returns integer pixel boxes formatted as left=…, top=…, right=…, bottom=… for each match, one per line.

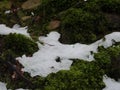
left=17, top=31, right=120, bottom=77
left=16, top=89, right=29, bottom=90
left=4, top=10, right=11, bottom=14
left=0, top=24, right=30, bottom=37
left=0, top=81, right=28, bottom=90
left=0, top=82, right=7, bottom=90
left=103, top=76, right=120, bottom=90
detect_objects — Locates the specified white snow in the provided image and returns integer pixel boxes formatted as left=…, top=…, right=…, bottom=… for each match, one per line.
left=17, top=31, right=120, bottom=77
left=0, top=24, right=30, bottom=37
left=0, top=82, right=7, bottom=90
left=31, top=12, right=34, bottom=16
left=103, top=76, right=120, bottom=90
left=0, top=81, right=28, bottom=90
left=1, top=24, right=120, bottom=89
left=16, top=89, right=29, bottom=90
left=4, top=10, right=11, bottom=14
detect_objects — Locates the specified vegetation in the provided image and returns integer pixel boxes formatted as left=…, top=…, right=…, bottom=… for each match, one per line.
left=59, top=8, right=107, bottom=44
left=0, top=0, right=120, bottom=89
left=44, top=61, right=105, bottom=90
left=95, top=44, right=120, bottom=81
left=1, top=44, right=120, bottom=89
left=3, top=33, right=38, bottom=56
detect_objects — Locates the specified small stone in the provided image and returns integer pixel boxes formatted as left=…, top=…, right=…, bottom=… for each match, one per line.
left=22, top=0, right=41, bottom=10
left=47, top=20, right=61, bottom=30
left=21, top=16, right=31, bottom=21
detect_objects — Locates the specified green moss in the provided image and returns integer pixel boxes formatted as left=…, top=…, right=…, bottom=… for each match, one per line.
left=59, top=8, right=107, bottom=44
left=96, top=0, right=120, bottom=14
left=39, top=0, right=85, bottom=17
left=1, top=42, right=120, bottom=89
left=0, top=0, right=120, bottom=89
left=82, top=1, right=101, bottom=13
left=0, top=1, right=11, bottom=9
left=44, top=60, right=105, bottom=90
left=3, top=33, right=38, bottom=56
left=94, top=44, right=120, bottom=80
left=83, top=0, right=120, bottom=14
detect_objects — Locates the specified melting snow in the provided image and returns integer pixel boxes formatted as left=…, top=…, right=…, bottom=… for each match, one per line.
left=4, top=10, right=11, bottom=14
left=16, top=89, right=29, bottom=90
left=0, top=82, right=7, bottom=90
left=0, top=24, right=30, bottom=37
left=103, top=76, right=120, bottom=90
left=1, top=24, right=120, bottom=89
left=0, top=82, right=28, bottom=90
left=17, top=31, right=120, bottom=77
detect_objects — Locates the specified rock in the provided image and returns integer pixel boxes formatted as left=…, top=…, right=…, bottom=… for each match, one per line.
left=21, top=16, right=31, bottom=21
left=22, top=0, right=41, bottom=10
left=47, top=20, right=61, bottom=30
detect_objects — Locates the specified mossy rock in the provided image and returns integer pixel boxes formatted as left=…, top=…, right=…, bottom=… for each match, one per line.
left=3, top=33, right=38, bottom=56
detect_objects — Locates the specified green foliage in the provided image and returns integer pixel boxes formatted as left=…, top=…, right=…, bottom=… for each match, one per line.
left=0, top=0, right=11, bottom=9
left=96, top=0, right=120, bottom=14
left=84, top=0, right=120, bottom=14
left=82, top=1, right=101, bottom=13
left=94, top=45, right=120, bottom=80
left=4, top=58, right=106, bottom=90
left=0, top=0, right=120, bottom=89
left=59, top=8, right=107, bottom=44
left=39, top=0, right=84, bottom=17
left=44, top=60, right=105, bottom=90
left=3, top=33, right=38, bottom=56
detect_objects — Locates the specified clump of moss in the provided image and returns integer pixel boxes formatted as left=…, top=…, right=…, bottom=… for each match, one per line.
left=44, top=60, right=105, bottom=90
left=83, top=0, right=120, bottom=14
left=96, top=0, right=120, bottom=14
left=3, top=33, right=38, bottom=56
left=59, top=8, right=107, bottom=44
left=82, top=1, right=101, bottom=13
left=2, top=42, right=120, bottom=89
left=39, top=0, right=85, bottom=17
left=94, top=44, right=120, bottom=81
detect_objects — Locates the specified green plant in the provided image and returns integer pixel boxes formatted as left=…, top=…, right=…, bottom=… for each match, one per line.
left=3, top=33, right=38, bottom=56
left=95, top=45, right=120, bottom=80
left=59, top=8, right=107, bottom=44
left=95, top=0, right=120, bottom=14
left=44, top=60, right=105, bottom=90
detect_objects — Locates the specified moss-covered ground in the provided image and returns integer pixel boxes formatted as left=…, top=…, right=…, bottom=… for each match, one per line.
left=0, top=0, right=120, bottom=89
